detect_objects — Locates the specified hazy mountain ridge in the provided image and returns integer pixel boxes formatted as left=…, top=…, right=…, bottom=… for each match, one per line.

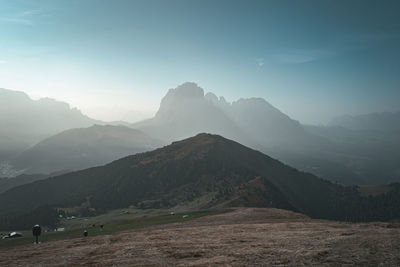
left=132, top=83, right=368, bottom=184
left=2, top=84, right=399, bottom=185
left=0, top=88, right=100, bottom=161
left=135, top=82, right=315, bottom=150
left=132, top=83, right=400, bottom=185
left=305, top=111, right=400, bottom=184
left=133, top=83, right=252, bottom=145
left=10, top=125, right=163, bottom=174
left=330, top=111, right=400, bottom=133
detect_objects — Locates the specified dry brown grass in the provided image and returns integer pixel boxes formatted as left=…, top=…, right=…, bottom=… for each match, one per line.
left=1, top=208, right=399, bottom=266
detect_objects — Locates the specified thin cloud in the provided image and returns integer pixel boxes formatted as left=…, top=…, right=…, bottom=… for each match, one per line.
left=272, top=49, right=336, bottom=65
left=1, top=9, right=42, bottom=25
left=274, top=53, right=318, bottom=64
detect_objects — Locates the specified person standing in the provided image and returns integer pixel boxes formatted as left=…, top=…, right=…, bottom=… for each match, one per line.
left=32, top=224, right=42, bottom=244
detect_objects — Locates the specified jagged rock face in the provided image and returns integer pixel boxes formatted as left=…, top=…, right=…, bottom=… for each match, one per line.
left=155, top=82, right=208, bottom=120
left=135, top=82, right=318, bottom=150
left=204, top=92, right=219, bottom=105
left=135, top=83, right=249, bottom=143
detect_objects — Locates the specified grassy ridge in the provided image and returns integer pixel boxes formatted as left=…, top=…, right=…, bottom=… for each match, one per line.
left=0, top=209, right=231, bottom=249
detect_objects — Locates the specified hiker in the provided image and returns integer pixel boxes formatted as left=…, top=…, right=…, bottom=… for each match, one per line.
left=83, top=230, right=88, bottom=237
left=32, top=224, right=42, bottom=244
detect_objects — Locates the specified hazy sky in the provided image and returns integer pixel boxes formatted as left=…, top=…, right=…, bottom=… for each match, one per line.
left=1, top=0, right=399, bottom=124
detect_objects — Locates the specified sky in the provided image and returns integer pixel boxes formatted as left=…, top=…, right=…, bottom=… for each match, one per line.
left=0, top=0, right=399, bottom=124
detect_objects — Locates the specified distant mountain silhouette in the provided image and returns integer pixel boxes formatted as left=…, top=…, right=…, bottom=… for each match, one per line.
left=209, top=95, right=309, bottom=148
left=133, top=82, right=251, bottom=144
left=132, top=83, right=363, bottom=184
left=133, top=83, right=319, bottom=150
left=330, top=111, right=400, bottom=133
left=0, top=88, right=99, bottom=161
left=1, top=133, right=400, bottom=230
left=10, top=125, right=163, bottom=174
left=305, top=111, right=400, bottom=184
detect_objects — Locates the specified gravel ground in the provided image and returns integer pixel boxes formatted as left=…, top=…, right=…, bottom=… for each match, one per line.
left=1, top=208, right=399, bottom=266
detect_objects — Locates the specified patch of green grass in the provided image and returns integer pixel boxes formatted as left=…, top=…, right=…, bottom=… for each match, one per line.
left=0, top=209, right=231, bottom=249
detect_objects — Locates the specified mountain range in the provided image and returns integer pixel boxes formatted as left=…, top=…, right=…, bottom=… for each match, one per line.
left=1, top=84, right=399, bottom=185
left=1, top=133, right=399, bottom=230
left=133, top=82, right=396, bottom=184
left=132, top=82, right=319, bottom=151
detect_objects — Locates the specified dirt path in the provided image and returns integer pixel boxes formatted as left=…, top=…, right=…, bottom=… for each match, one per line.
left=1, top=208, right=399, bottom=266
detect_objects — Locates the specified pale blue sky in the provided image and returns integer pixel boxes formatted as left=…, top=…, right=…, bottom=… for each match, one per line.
left=0, top=0, right=399, bottom=123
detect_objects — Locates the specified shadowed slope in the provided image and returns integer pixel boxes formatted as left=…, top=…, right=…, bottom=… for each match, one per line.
left=0, top=133, right=349, bottom=225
